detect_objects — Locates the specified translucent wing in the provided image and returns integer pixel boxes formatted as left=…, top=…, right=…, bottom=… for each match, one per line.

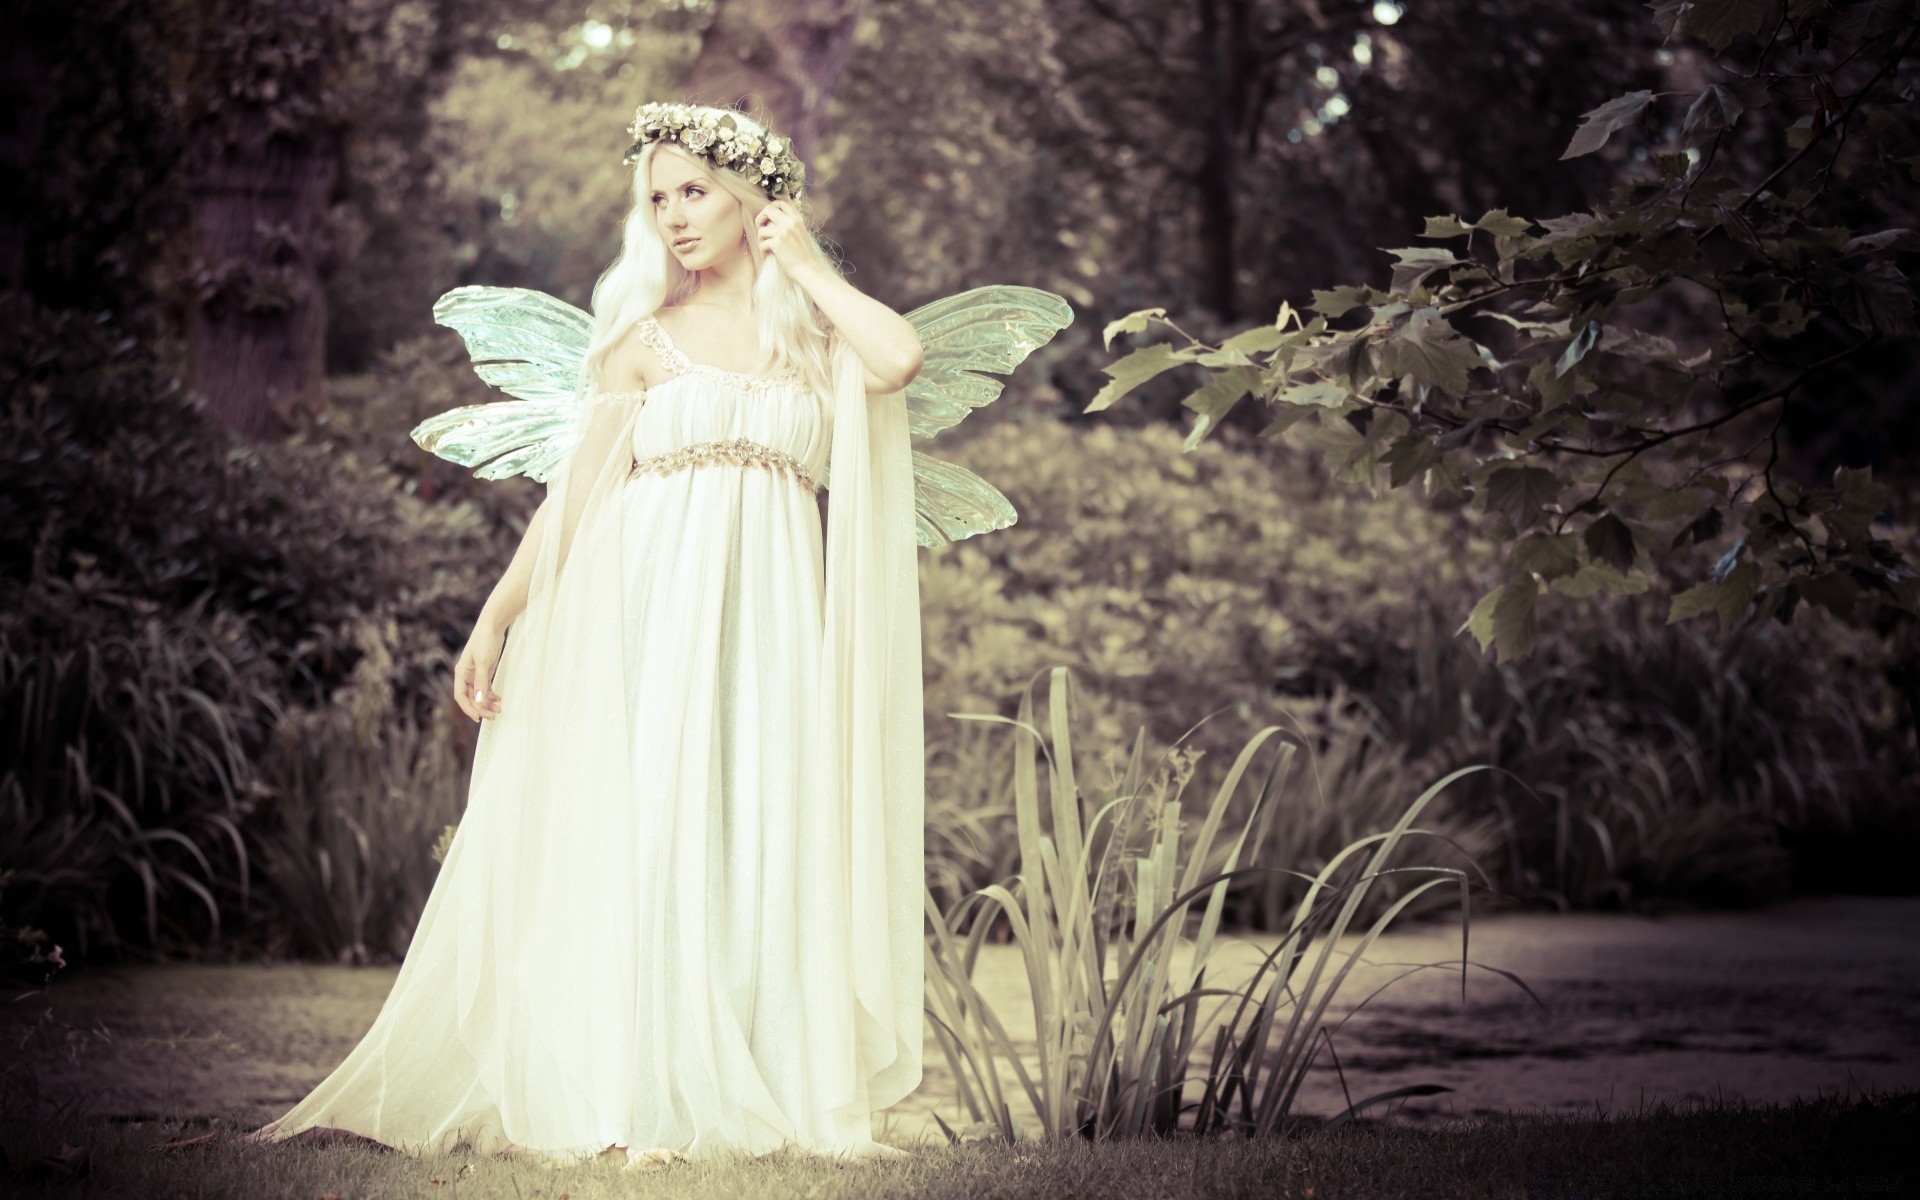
left=895, top=284, right=1073, bottom=546
left=902, top=285, right=1075, bottom=439
left=409, top=285, right=595, bottom=483
left=908, top=451, right=1018, bottom=548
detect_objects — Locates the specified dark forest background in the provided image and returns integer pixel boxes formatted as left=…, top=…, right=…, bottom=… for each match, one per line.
left=3, top=0, right=1917, bottom=970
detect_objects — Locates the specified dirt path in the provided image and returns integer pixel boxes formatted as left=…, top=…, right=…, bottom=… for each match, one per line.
left=8, top=897, right=1916, bottom=1141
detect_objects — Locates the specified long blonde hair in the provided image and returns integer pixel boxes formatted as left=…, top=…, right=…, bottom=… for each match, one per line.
left=582, top=111, right=844, bottom=401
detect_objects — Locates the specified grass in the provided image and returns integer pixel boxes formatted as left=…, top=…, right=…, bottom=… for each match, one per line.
left=0, top=599, right=268, bottom=958
left=1, top=1090, right=1912, bottom=1198
left=251, top=618, right=471, bottom=964
left=924, top=667, right=1511, bottom=1143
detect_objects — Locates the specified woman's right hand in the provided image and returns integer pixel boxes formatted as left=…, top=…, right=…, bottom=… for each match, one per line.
left=455, top=619, right=507, bottom=722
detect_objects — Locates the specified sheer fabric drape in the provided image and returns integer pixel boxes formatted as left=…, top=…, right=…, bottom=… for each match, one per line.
left=242, top=331, right=924, bottom=1162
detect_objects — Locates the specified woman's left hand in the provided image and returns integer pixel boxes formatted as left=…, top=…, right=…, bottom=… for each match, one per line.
left=755, top=201, right=809, bottom=272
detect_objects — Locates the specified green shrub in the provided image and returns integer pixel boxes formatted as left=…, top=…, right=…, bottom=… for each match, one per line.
left=6, top=294, right=1909, bottom=966
left=926, top=666, right=1500, bottom=1141
left=0, top=300, right=501, bottom=961
left=921, top=417, right=1918, bottom=917
left=248, top=616, right=471, bottom=964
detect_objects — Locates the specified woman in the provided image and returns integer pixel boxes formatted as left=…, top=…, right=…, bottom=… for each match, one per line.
left=242, top=102, right=931, bottom=1168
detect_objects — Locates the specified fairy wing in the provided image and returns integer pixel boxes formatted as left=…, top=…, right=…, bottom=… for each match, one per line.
left=410, top=285, right=594, bottom=483
left=903, top=284, right=1075, bottom=439
left=907, top=449, right=1020, bottom=548
left=420, top=281, right=1073, bottom=537
left=822, top=285, right=1072, bottom=547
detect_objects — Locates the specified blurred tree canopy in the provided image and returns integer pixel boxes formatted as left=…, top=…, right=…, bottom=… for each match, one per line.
left=13, top=0, right=1905, bottom=416
left=9, top=0, right=523, bottom=431
left=11, top=0, right=1916, bottom=630
left=1091, top=0, right=1919, bottom=684
left=7, top=0, right=1917, bottom=962
left=820, top=0, right=1706, bottom=423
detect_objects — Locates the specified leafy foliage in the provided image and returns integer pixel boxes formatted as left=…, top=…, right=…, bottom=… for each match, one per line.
left=922, top=419, right=1918, bottom=914
left=0, top=298, right=503, bottom=961
left=11, top=0, right=1915, bottom=969
left=925, top=666, right=1503, bottom=1141
left=1090, top=0, right=1920, bottom=662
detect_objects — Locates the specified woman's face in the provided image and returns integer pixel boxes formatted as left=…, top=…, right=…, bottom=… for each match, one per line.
left=649, top=148, right=745, bottom=272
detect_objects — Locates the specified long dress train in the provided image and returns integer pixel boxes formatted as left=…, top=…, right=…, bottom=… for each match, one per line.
left=242, top=314, right=925, bottom=1166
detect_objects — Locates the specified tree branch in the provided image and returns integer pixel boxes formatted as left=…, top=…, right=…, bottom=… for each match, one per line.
left=1735, top=22, right=1917, bottom=215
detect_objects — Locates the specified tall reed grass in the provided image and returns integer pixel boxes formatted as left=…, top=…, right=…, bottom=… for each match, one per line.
left=1382, top=608, right=1880, bottom=908
left=1231, top=684, right=1504, bottom=930
left=2, top=303, right=507, bottom=965
left=923, top=667, right=1513, bottom=1142
left=0, top=591, right=272, bottom=958
left=249, top=617, right=471, bottom=964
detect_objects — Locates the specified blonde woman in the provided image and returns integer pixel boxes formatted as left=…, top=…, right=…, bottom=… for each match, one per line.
left=243, top=103, right=960, bottom=1168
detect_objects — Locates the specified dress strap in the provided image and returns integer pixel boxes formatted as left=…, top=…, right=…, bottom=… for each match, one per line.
left=636, top=315, right=694, bottom=374
left=635, top=312, right=802, bottom=394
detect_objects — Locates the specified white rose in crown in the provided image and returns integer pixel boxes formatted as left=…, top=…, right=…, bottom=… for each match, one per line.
left=621, top=101, right=810, bottom=201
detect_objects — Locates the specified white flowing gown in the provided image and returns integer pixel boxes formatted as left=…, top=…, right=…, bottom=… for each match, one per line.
left=244, top=314, right=926, bottom=1165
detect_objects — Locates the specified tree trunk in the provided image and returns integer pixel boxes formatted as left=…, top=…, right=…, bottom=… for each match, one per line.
left=680, top=0, right=864, bottom=163
left=187, top=115, right=337, bottom=438
left=1193, top=0, right=1248, bottom=321
left=0, top=11, right=54, bottom=293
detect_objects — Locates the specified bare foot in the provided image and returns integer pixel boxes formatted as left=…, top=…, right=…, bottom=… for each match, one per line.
left=622, top=1146, right=690, bottom=1170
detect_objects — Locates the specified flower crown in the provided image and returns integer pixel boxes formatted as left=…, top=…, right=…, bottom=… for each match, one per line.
left=623, top=102, right=807, bottom=202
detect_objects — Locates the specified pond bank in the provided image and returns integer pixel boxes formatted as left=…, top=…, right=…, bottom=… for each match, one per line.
left=7, top=896, right=1915, bottom=1141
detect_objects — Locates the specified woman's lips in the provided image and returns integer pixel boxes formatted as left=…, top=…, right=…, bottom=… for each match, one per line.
left=672, top=237, right=699, bottom=253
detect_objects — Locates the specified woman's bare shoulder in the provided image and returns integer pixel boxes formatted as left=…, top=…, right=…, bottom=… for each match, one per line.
left=597, top=313, right=670, bottom=393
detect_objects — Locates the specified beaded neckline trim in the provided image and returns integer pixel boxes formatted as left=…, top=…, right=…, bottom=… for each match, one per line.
left=638, top=315, right=800, bottom=394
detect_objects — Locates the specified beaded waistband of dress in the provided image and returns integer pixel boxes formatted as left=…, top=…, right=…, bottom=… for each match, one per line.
left=629, top=437, right=821, bottom=494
